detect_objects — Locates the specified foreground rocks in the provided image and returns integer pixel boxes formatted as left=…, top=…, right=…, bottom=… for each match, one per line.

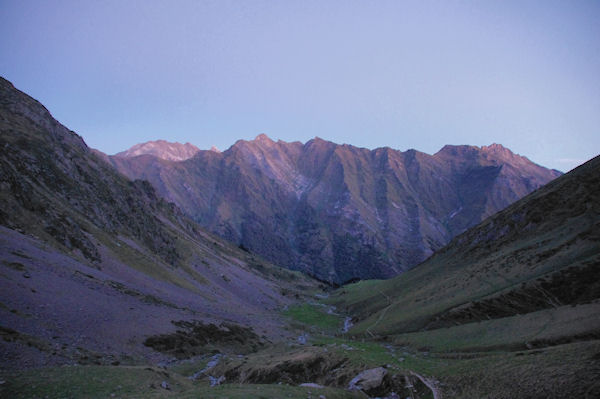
left=143, top=321, right=264, bottom=359
left=348, top=367, right=387, bottom=393
left=209, top=347, right=435, bottom=398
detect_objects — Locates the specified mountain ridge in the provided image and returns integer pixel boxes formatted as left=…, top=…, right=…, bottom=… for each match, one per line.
left=109, top=134, right=561, bottom=284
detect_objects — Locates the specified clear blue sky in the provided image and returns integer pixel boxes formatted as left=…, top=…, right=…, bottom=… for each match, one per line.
left=1, top=0, right=599, bottom=171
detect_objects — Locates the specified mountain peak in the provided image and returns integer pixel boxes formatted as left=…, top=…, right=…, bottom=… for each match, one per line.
left=481, top=143, right=514, bottom=157
left=305, top=136, right=335, bottom=148
left=231, top=134, right=276, bottom=151
left=436, top=144, right=478, bottom=154
left=115, top=140, right=200, bottom=161
left=482, top=142, right=508, bottom=151
left=479, top=143, right=540, bottom=166
left=436, top=143, right=517, bottom=160
left=254, top=133, right=274, bottom=143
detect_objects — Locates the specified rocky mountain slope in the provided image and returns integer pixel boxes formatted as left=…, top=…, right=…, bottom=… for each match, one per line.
left=110, top=134, right=561, bottom=283
left=0, top=77, right=319, bottom=370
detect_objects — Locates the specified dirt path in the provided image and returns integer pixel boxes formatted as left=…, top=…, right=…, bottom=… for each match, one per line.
left=365, top=289, right=393, bottom=337
left=357, top=289, right=443, bottom=398
left=410, top=371, right=442, bottom=399
left=383, top=341, right=442, bottom=399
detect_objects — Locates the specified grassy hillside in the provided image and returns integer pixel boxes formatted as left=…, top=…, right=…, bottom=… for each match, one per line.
left=319, top=155, right=600, bottom=396
left=330, top=155, right=599, bottom=337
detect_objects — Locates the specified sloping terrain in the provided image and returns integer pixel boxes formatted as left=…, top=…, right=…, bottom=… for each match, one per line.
left=1, top=77, right=596, bottom=398
left=324, top=154, right=600, bottom=397
left=1, top=77, right=434, bottom=399
left=330, top=154, right=600, bottom=336
left=0, top=77, right=320, bottom=370
left=108, top=135, right=561, bottom=284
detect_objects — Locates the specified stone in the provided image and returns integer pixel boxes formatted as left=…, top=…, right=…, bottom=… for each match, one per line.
left=348, top=367, right=388, bottom=392
left=209, top=375, right=225, bottom=386
left=298, top=333, right=308, bottom=345
left=299, top=383, right=324, bottom=388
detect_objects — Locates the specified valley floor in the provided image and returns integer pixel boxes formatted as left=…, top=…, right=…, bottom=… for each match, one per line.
left=2, top=298, right=599, bottom=399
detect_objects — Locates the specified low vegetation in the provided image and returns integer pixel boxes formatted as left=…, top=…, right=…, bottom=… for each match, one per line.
left=283, top=303, right=343, bottom=333
left=143, top=321, right=264, bottom=358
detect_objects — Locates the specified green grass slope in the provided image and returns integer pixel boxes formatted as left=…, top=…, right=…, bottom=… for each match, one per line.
left=321, top=154, right=600, bottom=397
left=331, top=154, right=599, bottom=339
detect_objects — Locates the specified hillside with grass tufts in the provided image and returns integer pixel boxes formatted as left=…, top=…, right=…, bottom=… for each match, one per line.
left=325, top=153, right=600, bottom=397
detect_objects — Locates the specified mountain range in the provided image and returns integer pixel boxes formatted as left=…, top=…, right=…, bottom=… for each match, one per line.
left=107, top=135, right=561, bottom=283
left=1, top=77, right=597, bottom=398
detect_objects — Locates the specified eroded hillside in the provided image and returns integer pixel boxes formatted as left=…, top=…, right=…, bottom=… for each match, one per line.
left=0, top=77, right=320, bottom=371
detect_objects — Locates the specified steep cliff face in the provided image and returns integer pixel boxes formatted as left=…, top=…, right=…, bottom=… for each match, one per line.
left=110, top=133, right=561, bottom=284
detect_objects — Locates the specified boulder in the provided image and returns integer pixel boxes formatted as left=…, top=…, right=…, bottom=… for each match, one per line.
left=209, top=375, right=225, bottom=386
left=348, top=367, right=387, bottom=392
left=299, top=382, right=324, bottom=388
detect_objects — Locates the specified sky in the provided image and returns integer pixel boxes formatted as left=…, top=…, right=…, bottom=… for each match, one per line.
left=1, top=1, right=599, bottom=172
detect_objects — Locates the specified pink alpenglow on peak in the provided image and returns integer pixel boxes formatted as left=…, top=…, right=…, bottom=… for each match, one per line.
left=255, top=133, right=273, bottom=142
left=115, top=140, right=200, bottom=161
